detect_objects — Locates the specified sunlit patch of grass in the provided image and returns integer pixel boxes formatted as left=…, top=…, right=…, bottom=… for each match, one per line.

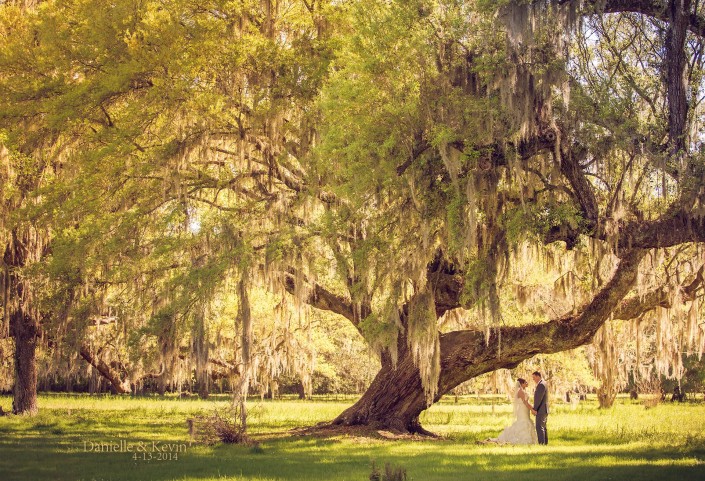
left=1, top=393, right=704, bottom=480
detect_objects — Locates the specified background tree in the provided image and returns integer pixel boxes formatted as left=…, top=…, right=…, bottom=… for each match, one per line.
left=0, top=0, right=336, bottom=410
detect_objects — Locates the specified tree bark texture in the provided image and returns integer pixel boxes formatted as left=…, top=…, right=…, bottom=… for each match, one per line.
left=665, top=0, right=691, bottom=155
left=4, top=231, right=40, bottom=415
left=10, top=308, right=38, bottom=415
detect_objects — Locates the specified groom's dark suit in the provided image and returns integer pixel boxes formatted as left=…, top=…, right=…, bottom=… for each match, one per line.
left=533, top=379, right=549, bottom=445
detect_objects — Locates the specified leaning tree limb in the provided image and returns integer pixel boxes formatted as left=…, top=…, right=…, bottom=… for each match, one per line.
left=440, top=248, right=646, bottom=403
left=79, top=345, right=131, bottom=394
left=282, top=268, right=359, bottom=326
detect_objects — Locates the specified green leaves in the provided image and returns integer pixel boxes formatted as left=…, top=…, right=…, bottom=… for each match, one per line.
left=503, top=202, right=583, bottom=244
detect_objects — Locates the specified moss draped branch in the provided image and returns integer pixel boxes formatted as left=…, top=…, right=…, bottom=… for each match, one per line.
left=613, top=265, right=704, bottom=320
left=551, top=1, right=705, bottom=38
left=282, top=268, right=358, bottom=326
left=79, top=345, right=131, bottom=394
left=436, top=248, right=646, bottom=395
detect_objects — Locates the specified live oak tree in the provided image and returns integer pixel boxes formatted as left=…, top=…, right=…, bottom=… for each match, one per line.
left=0, top=0, right=57, bottom=414
left=2, top=0, right=705, bottom=436
left=292, top=0, right=705, bottom=433
left=0, top=0, right=334, bottom=411
left=0, top=135, right=53, bottom=415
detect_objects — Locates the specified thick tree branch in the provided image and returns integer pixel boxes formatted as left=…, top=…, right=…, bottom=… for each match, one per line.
left=79, top=345, right=131, bottom=394
left=437, top=248, right=646, bottom=394
left=613, top=264, right=704, bottom=319
left=283, top=268, right=358, bottom=326
left=560, top=0, right=705, bottom=38
left=618, top=208, right=705, bottom=248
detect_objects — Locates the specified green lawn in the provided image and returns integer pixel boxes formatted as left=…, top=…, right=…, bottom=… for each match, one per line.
left=0, top=393, right=704, bottom=480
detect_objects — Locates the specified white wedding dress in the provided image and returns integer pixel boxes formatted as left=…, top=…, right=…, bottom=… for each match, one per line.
left=493, top=387, right=538, bottom=445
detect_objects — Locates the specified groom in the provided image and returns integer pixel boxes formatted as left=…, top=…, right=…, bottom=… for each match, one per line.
left=530, top=371, right=549, bottom=445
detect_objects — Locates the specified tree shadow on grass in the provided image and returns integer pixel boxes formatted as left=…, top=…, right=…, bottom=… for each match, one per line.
left=2, top=432, right=705, bottom=481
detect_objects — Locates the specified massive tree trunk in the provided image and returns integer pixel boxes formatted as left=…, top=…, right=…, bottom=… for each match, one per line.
left=330, top=249, right=646, bottom=434
left=332, top=348, right=429, bottom=434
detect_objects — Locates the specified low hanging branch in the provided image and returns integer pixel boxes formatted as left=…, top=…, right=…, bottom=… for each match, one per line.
left=79, top=345, right=131, bottom=394
left=79, top=344, right=243, bottom=395
left=438, top=248, right=647, bottom=395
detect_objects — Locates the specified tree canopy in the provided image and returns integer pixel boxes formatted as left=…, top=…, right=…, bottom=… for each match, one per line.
left=1, top=0, right=705, bottom=432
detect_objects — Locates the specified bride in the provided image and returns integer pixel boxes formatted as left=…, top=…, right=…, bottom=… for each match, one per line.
left=491, top=378, right=538, bottom=444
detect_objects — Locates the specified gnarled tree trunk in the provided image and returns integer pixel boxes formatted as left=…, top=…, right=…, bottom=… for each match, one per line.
left=332, top=348, right=429, bottom=434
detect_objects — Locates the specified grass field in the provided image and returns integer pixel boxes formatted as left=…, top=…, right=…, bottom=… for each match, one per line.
left=1, top=393, right=704, bottom=481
